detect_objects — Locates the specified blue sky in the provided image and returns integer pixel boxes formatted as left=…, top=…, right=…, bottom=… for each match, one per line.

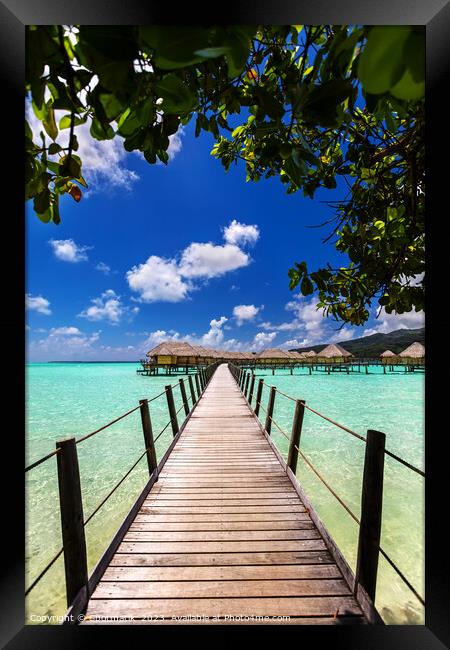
left=25, top=115, right=424, bottom=361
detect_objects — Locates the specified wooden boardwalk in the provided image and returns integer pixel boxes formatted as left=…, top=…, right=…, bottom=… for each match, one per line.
left=83, top=364, right=373, bottom=624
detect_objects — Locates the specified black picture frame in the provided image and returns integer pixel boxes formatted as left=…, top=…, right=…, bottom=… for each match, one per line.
left=1, top=1, right=448, bottom=647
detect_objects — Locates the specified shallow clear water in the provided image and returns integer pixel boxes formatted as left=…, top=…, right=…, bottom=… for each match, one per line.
left=25, top=362, right=424, bottom=625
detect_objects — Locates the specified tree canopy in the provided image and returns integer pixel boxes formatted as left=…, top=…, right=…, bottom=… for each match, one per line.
left=25, top=25, right=425, bottom=325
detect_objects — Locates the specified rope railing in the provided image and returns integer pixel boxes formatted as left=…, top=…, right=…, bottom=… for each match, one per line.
left=25, top=361, right=219, bottom=604
left=229, top=362, right=425, bottom=611
left=25, top=379, right=186, bottom=474
left=253, top=373, right=424, bottom=476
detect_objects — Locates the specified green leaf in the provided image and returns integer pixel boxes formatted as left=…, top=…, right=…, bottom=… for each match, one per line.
left=48, top=143, right=62, bottom=155
left=33, top=189, right=51, bottom=215
left=90, top=117, right=115, bottom=140
left=301, top=79, right=354, bottom=127
left=59, top=114, right=87, bottom=129
left=224, top=27, right=254, bottom=78
left=139, top=26, right=209, bottom=68
left=358, top=26, right=411, bottom=95
left=42, top=105, right=58, bottom=141
left=60, top=154, right=82, bottom=179
left=194, top=46, right=229, bottom=58
left=155, top=74, right=197, bottom=113
left=301, top=276, right=314, bottom=295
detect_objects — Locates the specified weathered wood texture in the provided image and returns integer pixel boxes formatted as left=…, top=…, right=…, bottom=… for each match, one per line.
left=83, top=365, right=368, bottom=625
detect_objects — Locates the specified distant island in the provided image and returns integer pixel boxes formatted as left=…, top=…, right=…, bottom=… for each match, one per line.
left=292, top=327, right=425, bottom=357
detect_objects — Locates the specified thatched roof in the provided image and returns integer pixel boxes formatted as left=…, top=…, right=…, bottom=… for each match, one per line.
left=303, top=350, right=317, bottom=357
left=146, top=341, right=198, bottom=357
left=318, top=343, right=352, bottom=358
left=399, top=342, right=425, bottom=358
left=286, top=350, right=305, bottom=359
left=380, top=349, right=397, bottom=357
left=256, top=348, right=291, bottom=359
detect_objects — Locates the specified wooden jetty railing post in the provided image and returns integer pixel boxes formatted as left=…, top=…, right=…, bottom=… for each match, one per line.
left=244, top=372, right=250, bottom=399
left=165, top=385, right=179, bottom=436
left=287, top=399, right=305, bottom=474
left=188, top=375, right=197, bottom=405
left=254, top=379, right=264, bottom=417
left=354, top=429, right=386, bottom=602
left=56, top=437, right=88, bottom=607
left=195, top=373, right=201, bottom=397
left=239, top=370, right=245, bottom=391
left=179, top=379, right=190, bottom=417
left=248, top=374, right=256, bottom=405
left=264, top=386, right=276, bottom=434
left=139, top=399, right=158, bottom=478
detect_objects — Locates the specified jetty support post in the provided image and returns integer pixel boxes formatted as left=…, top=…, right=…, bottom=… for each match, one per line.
left=188, top=375, right=197, bottom=405
left=56, top=437, right=88, bottom=607
left=165, top=385, right=179, bottom=436
left=195, top=373, right=201, bottom=397
left=179, top=379, right=190, bottom=417
left=139, top=399, right=158, bottom=478
left=265, top=386, right=276, bottom=435
left=287, top=400, right=305, bottom=474
left=355, top=429, right=386, bottom=602
left=254, top=379, right=264, bottom=417
left=244, top=372, right=250, bottom=399
left=240, top=370, right=246, bottom=391
left=248, top=374, right=256, bottom=406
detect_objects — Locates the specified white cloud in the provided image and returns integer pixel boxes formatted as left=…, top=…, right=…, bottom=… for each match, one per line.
left=50, top=326, right=81, bottom=336
left=179, top=243, right=250, bottom=279
left=29, top=326, right=101, bottom=360
left=127, top=223, right=258, bottom=303
left=279, top=338, right=309, bottom=349
left=223, top=220, right=260, bottom=246
left=25, top=294, right=51, bottom=315
left=362, top=309, right=425, bottom=337
left=167, top=129, right=184, bottom=159
left=201, top=316, right=228, bottom=346
left=78, top=289, right=135, bottom=324
left=49, top=239, right=91, bottom=263
left=329, top=327, right=356, bottom=343
left=95, top=262, right=112, bottom=275
left=260, top=297, right=326, bottom=342
left=233, top=304, right=261, bottom=326
left=26, top=101, right=140, bottom=192
left=126, top=256, right=191, bottom=303
left=253, top=331, right=277, bottom=350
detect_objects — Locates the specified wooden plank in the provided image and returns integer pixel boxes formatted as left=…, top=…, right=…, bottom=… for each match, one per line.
left=85, top=596, right=363, bottom=618
left=133, top=512, right=307, bottom=522
left=117, top=540, right=327, bottom=553
left=123, top=530, right=320, bottom=542
left=83, top=616, right=366, bottom=625
left=93, top=578, right=351, bottom=599
left=110, top=551, right=335, bottom=566
left=102, top=564, right=342, bottom=581
left=131, top=518, right=313, bottom=529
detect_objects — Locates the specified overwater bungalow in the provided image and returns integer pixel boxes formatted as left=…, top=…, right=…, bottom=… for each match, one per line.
left=145, top=341, right=200, bottom=368
left=316, top=343, right=353, bottom=363
left=302, top=350, right=317, bottom=363
left=398, top=341, right=425, bottom=365
left=380, top=349, right=399, bottom=365
left=256, top=348, right=291, bottom=364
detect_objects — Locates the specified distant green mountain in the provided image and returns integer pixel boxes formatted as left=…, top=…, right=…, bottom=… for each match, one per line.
left=293, top=327, right=425, bottom=358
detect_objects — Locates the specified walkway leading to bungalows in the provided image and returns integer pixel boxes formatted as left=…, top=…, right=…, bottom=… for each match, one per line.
left=82, top=364, right=369, bottom=625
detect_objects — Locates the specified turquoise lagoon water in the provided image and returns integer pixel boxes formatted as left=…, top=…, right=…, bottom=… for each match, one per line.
left=25, top=362, right=424, bottom=624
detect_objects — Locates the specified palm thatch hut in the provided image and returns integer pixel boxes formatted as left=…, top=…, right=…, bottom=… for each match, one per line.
left=398, top=341, right=425, bottom=365
left=380, top=349, right=399, bottom=365
left=286, top=350, right=305, bottom=364
left=316, top=343, right=353, bottom=363
left=146, top=341, right=200, bottom=366
left=256, top=348, right=291, bottom=364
